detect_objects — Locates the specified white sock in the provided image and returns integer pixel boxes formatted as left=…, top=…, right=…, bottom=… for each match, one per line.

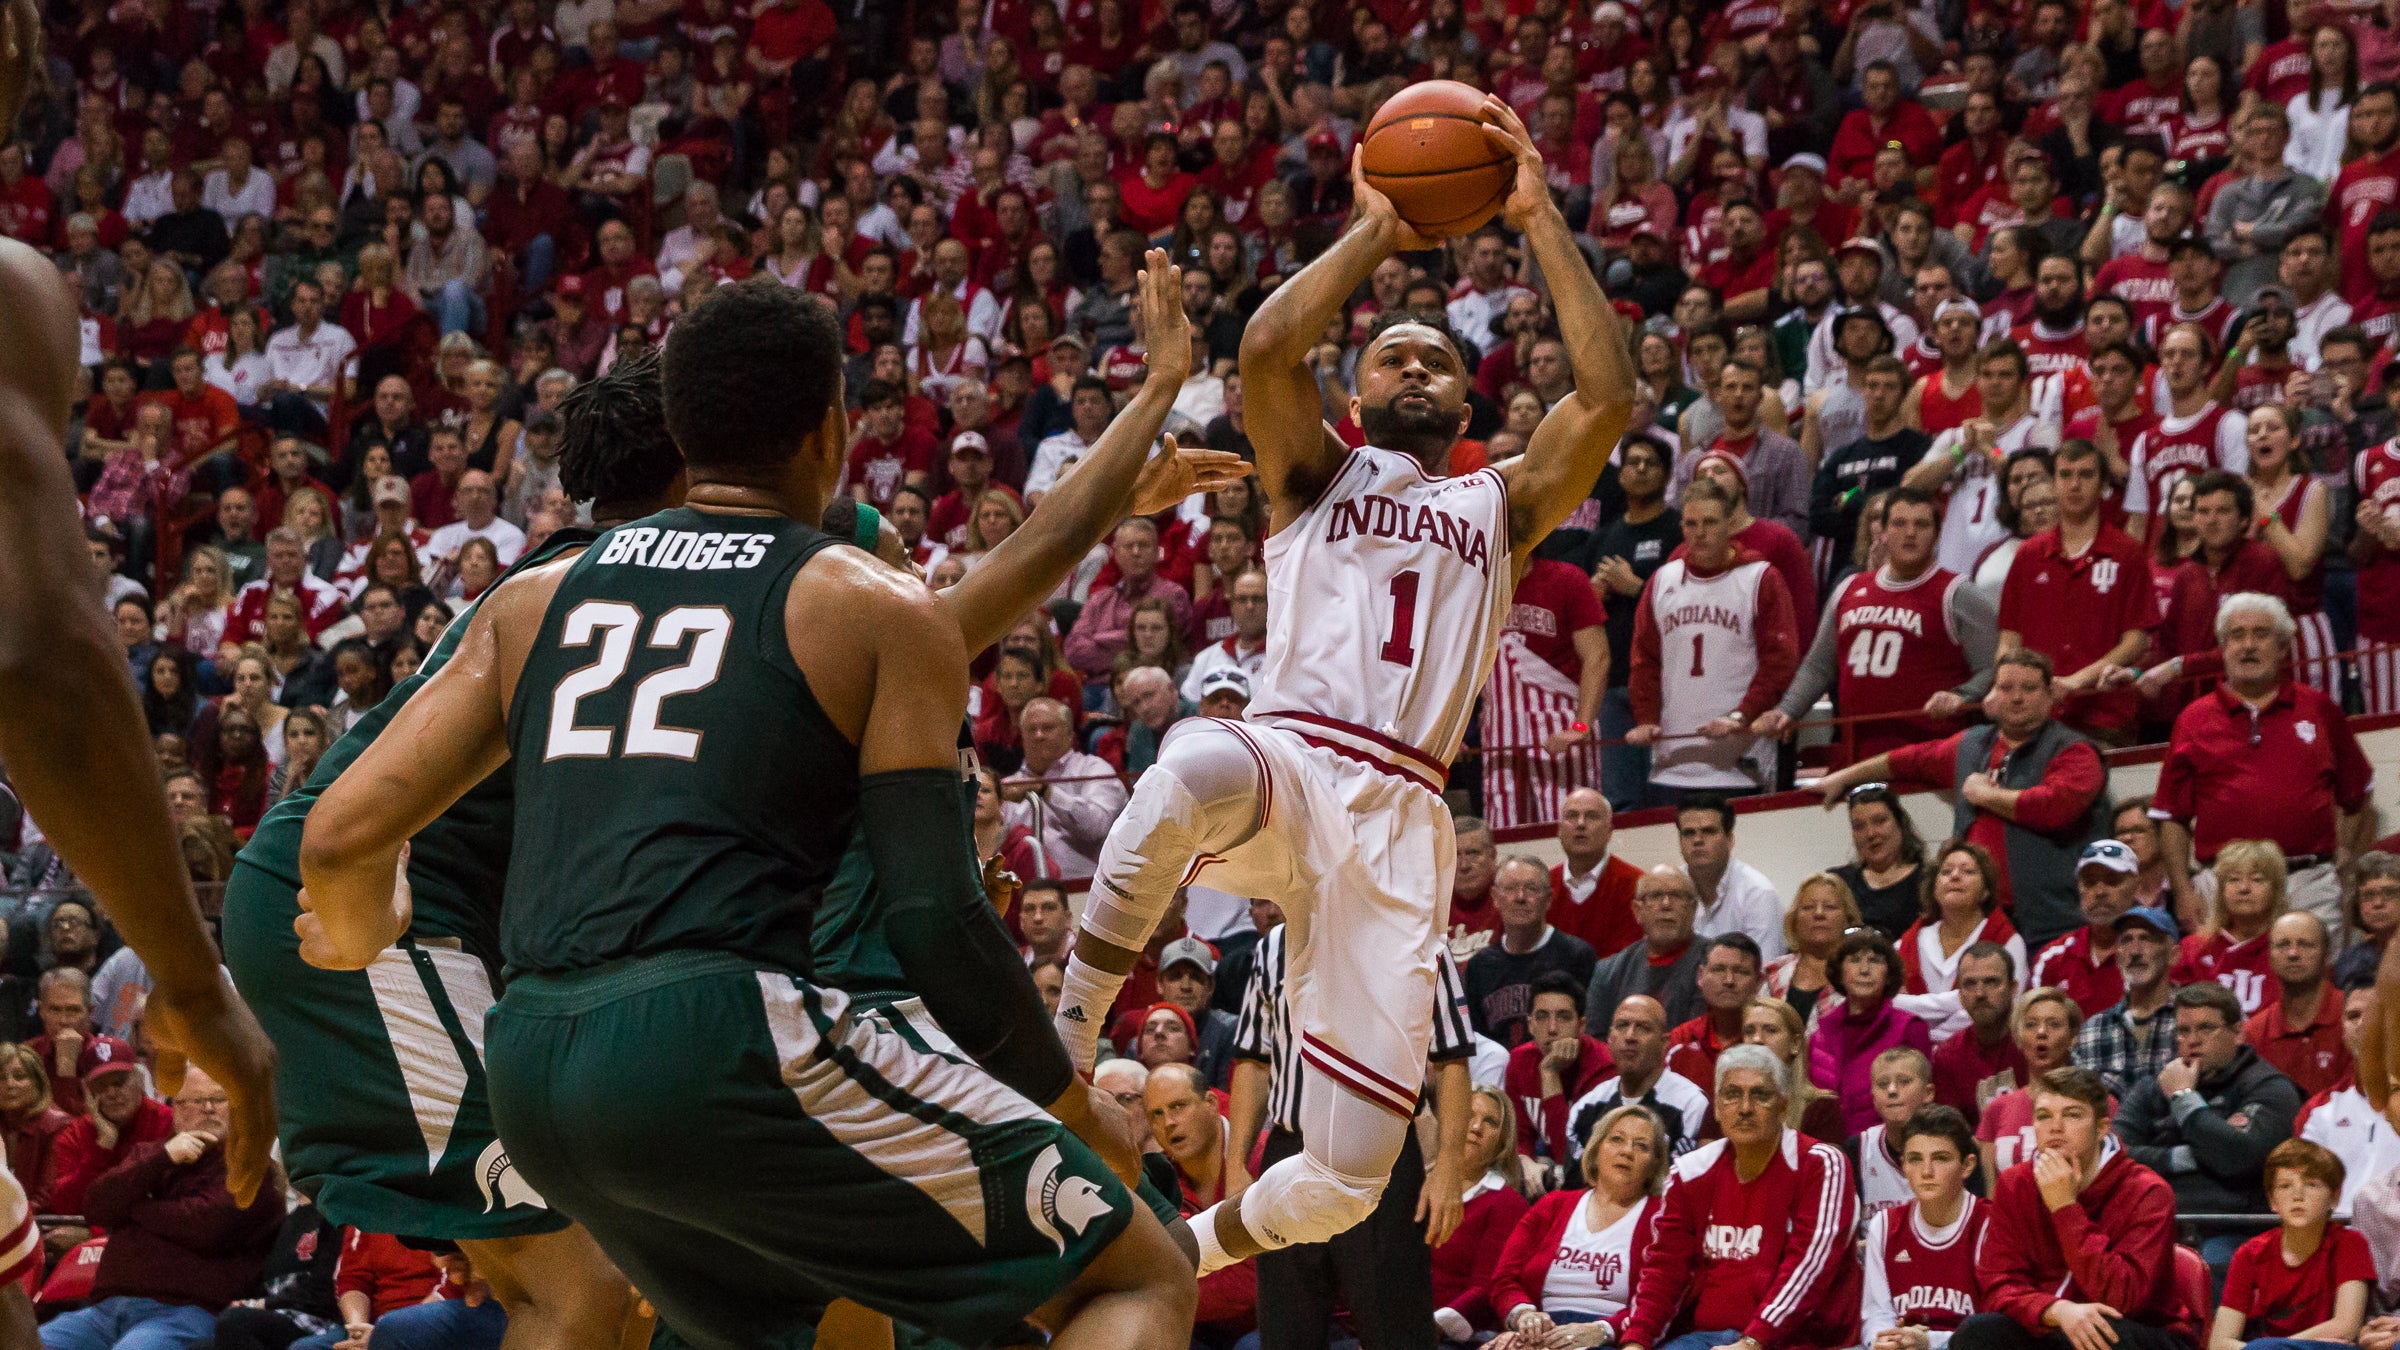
left=1189, top=1201, right=1236, bottom=1276
left=1053, top=957, right=1124, bottom=1074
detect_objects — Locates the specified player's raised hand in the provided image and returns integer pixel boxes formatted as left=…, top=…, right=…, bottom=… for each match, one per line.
left=1132, top=433, right=1251, bottom=516
left=1477, top=95, right=1551, bottom=230
left=1348, top=144, right=1439, bottom=252
left=294, top=842, right=413, bottom=971
left=1137, top=248, right=1190, bottom=385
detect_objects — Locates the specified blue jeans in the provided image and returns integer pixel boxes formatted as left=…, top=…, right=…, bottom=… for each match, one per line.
left=290, top=1334, right=345, bottom=1350
left=431, top=277, right=486, bottom=336
left=1660, top=1330, right=1746, bottom=1350
left=520, top=233, right=557, bottom=297
left=39, top=1297, right=218, bottom=1350
left=366, top=1297, right=508, bottom=1350
left=2244, top=1340, right=2357, bottom=1350
left=1598, top=685, right=1651, bottom=811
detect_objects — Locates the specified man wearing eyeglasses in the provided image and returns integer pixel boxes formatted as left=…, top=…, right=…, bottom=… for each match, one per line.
left=2151, top=591, right=2372, bottom=944
left=1616, top=1044, right=1862, bottom=1350
left=37, top=1068, right=284, bottom=1350
left=2112, top=982, right=2302, bottom=1270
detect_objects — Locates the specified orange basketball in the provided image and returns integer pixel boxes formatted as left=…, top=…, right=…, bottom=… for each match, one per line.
left=1358, top=81, right=1515, bottom=239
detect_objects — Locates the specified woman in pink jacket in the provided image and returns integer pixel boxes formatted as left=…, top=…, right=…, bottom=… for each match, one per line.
left=1809, top=928, right=1933, bottom=1134
left=1485, top=1104, right=1671, bottom=1349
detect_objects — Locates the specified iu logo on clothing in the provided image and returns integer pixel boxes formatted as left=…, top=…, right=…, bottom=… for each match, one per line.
left=2298, top=721, right=2318, bottom=744
left=2090, top=559, right=2120, bottom=594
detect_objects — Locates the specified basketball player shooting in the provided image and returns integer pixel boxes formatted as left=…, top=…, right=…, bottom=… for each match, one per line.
left=0, top=0, right=277, bottom=1228
left=1051, top=95, right=1637, bottom=1274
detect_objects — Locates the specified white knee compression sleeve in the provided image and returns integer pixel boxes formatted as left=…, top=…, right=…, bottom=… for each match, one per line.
left=1190, top=1060, right=1409, bottom=1271
left=1053, top=723, right=1267, bottom=1070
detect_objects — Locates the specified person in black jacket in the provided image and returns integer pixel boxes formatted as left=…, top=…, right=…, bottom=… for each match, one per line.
left=210, top=1203, right=344, bottom=1350
left=2111, top=981, right=2301, bottom=1272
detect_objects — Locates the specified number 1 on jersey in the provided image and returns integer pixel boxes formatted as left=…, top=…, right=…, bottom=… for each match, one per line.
left=1379, top=569, right=1421, bottom=667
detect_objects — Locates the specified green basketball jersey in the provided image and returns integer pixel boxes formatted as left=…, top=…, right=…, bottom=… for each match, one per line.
left=501, top=506, right=859, bottom=976
left=235, top=529, right=601, bottom=956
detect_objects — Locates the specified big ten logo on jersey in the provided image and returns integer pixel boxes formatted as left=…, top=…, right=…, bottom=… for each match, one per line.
left=1322, top=488, right=1494, bottom=574
left=1893, top=1285, right=1978, bottom=1323
left=1703, top=1223, right=1763, bottom=1262
left=594, top=528, right=774, bottom=571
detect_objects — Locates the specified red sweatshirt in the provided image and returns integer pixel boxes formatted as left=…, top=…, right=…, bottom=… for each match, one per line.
left=1506, top=1036, right=1616, bottom=1163
left=1435, top=1179, right=1534, bottom=1331
left=1977, top=1144, right=2197, bottom=1342
left=1621, top=1133, right=1861, bottom=1350
left=335, top=1229, right=443, bottom=1317
left=83, top=1142, right=285, bottom=1309
left=49, top=1097, right=174, bottom=1217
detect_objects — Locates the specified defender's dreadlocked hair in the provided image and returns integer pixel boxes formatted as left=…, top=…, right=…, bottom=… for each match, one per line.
left=557, top=349, right=683, bottom=508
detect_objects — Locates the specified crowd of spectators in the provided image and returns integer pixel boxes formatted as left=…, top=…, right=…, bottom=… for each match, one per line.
left=17, top=0, right=2400, bottom=1340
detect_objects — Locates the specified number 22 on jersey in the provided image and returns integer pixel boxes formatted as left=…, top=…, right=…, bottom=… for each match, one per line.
left=544, top=600, right=731, bottom=760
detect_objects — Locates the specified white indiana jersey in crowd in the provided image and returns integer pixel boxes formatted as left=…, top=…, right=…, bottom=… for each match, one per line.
left=1247, top=445, right=1514, bottom=771
left=1854, top=1123, right=1913, bottom=1220
left=1638, top=553, right=1778, bottom=791
left=1858, top=1194, right=1990, bottom=1349
left=1923, top=412, right=2060, bottom=577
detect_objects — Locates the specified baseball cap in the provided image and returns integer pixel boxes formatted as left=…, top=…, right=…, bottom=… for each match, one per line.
left=1159, top=936, right=1218, bottom=977
left=1837, top=236, right=1886, bottom=263
left=1692, top=448, right=1750, bottom=490
left=950, top=430, right=990, bottom=456
left=1594, top=1, right=1628, bottom=20
left=1307, top=127, right=1343, bottom=152
left=2113, top=905, right=2181, bottom=941
left=1692, top=64, right=1727, bottom=87
left=1933, top=296, right=1983, bottom=324
left=2170, top=232, right=2218, bottom=260
left=1198, top=668, right=1252, bottom=704
left=1050, top=331, right=1089, bottom=352
left=370, top=475, right=411, bottom=507
left=553, top=273, right=587, bottom=299
left=2251, top=284, right=2295, bottom=307
left=84, top=1058, right=140, bottom=1085
left=1782, top=152, right=1828, bottom=176
left=2076, top=838, right=2140, bottom=877
left=1629, top=220, right=1669, bottom=243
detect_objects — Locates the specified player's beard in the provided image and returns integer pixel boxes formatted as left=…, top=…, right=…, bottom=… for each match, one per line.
left=1359, top=394, right=1459, bottom=467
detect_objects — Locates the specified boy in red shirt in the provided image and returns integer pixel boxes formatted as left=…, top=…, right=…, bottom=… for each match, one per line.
left=2209, top=1139, right=2373, bottom=1350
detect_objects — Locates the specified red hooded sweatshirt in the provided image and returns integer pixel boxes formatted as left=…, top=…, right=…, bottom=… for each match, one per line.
left=1976, top=1140, right=2199, bottom=1343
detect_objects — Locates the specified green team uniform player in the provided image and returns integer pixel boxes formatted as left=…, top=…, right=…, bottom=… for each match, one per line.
left=293, top=282, right=1196, bottom=1350
left=220, top=527, right=596, bottom=1240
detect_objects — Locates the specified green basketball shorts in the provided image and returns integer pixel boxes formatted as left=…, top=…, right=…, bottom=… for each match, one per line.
left=484, top=952, right=1135, bottom=1350
left=218, top=862, right=566, bottom=1241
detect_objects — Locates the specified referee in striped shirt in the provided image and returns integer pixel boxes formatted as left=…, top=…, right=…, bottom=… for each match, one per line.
left=1228, top=923, right=1479, bottom=1350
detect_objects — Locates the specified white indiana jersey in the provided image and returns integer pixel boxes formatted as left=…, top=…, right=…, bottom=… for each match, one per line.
left=1643, top=555, right=1773, bottom=790
left=1856, top=1124, right=1912, bottom=1219
left=1250, top=445, right=1514, bottom=783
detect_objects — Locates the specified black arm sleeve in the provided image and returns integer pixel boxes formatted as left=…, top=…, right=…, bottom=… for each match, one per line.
left=860, top=767, right=1076, bottom=1108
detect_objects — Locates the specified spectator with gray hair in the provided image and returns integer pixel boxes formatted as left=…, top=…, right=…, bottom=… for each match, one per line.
left=999, top=696, right=1127, bottom=880
left=2153, top=592, right=2373, bottom=945
left=1614, top=1042, right=1863, bottom=1350
left=1464, top=861, right=1599, bottom=1047
left=1586, top=866, right=1711, bottom=1034
left=26, top=966, right=134, bottom=1116
left=2331, top=852, right=2400, bottom=988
